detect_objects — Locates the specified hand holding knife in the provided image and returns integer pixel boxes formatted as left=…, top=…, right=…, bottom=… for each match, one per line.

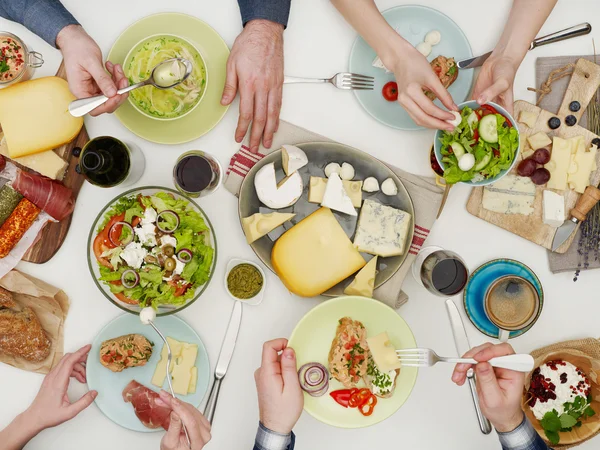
left=552, top=185, right=600, bottom=251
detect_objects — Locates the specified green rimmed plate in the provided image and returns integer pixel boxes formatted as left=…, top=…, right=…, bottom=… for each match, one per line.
left=107, top=13, right=229, bottom=144
left=288, top=296, right=417, bottom=428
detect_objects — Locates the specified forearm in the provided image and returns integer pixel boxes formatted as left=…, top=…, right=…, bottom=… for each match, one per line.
left=493, top=0, right=557, bottom=64
left=0, top=0, right=79, bottom=48
left=237, top=0, right=292, bottom=28
left=0, top=410, right=42, bottom=450
left=330, top=0, right=411, bottom=71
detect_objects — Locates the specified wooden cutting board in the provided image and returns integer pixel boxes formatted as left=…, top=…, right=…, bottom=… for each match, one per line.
left=0, top=62, right=88, bottom=263
left=467, top=58, right=600, bottom=253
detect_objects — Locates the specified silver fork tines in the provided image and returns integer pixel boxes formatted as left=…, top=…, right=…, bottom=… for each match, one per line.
left=396, top=348, right=534, bottom=372
left=283, top=72, right=375, bottom=90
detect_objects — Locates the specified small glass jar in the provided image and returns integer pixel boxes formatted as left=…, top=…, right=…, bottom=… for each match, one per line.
left=0, top=32, right=44, bottom=89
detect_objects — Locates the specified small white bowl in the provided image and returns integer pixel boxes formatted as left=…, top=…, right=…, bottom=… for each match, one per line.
left=224, top=258, right=266, bottom=306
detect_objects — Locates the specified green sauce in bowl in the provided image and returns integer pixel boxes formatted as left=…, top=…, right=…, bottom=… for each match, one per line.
left=125, top=35, right=207, bottom=120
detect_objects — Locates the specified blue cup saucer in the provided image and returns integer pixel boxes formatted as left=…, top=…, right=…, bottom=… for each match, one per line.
left=463, top=259, right=544, bottom=339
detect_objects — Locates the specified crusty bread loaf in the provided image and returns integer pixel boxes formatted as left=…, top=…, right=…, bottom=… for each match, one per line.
left=0, top=288, right=51, bottom=362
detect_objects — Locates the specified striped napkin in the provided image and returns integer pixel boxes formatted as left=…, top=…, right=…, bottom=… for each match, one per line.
left=224, top=120, right=444, bottom=309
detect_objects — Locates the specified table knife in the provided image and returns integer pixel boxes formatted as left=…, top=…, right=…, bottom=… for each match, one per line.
left=445, top=299, right=493, bottom=435
left=552, top=185, right=600, bottom=251
left=457, top=23, right=591, bottom=70
left=204, top=300, right=243, bottom=424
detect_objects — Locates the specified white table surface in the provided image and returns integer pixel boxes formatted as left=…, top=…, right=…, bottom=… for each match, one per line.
left=1, top=1, right=600, bottom=449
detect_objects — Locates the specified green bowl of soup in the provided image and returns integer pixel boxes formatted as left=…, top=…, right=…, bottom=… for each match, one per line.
left=124, top=34, right=208, bottom=120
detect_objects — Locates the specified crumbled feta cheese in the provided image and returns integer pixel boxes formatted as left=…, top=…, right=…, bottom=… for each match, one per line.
left=174, top=258, right=186, bottom=276
left=120, top=242, right=147, bottom=269
left=160, top=235, right=177, bottom=248
left=142, top=207, right=157, bottom=224
left=135, top=223, right=157, bottom=247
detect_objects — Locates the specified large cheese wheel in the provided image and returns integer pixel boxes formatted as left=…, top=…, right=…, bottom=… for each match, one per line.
left=0, top=77, right=83, bottom=158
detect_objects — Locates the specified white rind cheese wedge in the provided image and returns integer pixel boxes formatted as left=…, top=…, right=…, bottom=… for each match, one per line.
left=271, top=207, right=366, bottom=297
left=366, top=332, right=401, bottom=373
left=308, top=176, right=362, bottom=208
left=344, top=256, right=377, bottom=298
left=527, top=132, right=552, bottom=151
left=321, top=172, right=357, bottom=216
left=482, top=175, right=536, bottom=215
left=254, top=163, right=303, bottom=209
left=0, top=134, right=67, bottom=180
left=546, top=137, right=572, bottom=190
left=353, top=199, right=412, bottom=257
left=242, top=212, right=295, bottom=244
left=543, top=190, right=565, bottom=227
left=281, top=144, right=308, bottom=176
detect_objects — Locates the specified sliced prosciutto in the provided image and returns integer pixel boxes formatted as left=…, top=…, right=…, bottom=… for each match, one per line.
left=11, top=170, right=74, bottom=221
left=122, top=380, right=171, bottom=430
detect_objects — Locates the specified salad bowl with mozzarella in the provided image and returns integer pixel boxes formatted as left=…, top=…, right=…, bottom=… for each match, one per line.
left=87, top=187, right=217, bottom=316
left=434, top=100, right=520, bottom=186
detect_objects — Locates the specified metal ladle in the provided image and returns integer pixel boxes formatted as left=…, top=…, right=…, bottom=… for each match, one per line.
left=140, top=307, right=192, bottom=448
left=68, top=57, right=193, bottom=117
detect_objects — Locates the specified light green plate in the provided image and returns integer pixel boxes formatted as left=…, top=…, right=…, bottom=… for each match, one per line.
left=288, top=296, right=418, bottom=428
left=107, top=13, right=230, bottom=144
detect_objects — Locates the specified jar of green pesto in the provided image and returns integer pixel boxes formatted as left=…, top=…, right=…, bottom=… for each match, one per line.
left=224, top=259, right=266, bottom=305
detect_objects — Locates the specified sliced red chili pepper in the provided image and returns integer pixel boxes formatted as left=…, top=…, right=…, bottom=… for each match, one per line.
left=359, top=395, right=378, bottom=416
left=348, top=389, right=371, bottom=408
left=330, top=389, right=356, bottom=408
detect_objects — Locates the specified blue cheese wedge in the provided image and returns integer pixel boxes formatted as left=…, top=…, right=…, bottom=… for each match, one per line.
left=353, top=199, right=412, bottom=257
left=482, top=175, right=536, bottom=216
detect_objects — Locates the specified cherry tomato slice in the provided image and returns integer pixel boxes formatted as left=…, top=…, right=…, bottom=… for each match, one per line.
left=330, top=389, right=355, bottom=408
left=359, top=395, right=377, bottom=416
left=479, top=104, right=499, bottom=115
left=382, top=82, right=398, bottom=102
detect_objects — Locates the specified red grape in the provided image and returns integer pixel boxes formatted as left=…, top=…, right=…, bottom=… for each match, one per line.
left=517, top=158, right=537, bottom=177
left=531, top=168, right=551, bottom=185
left=532, top=148, right=551, bottom=165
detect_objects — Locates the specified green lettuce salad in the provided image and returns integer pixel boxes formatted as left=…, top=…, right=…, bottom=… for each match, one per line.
left=94, top=192, right=214, bottom=309
left=438, top=105, right=519, bottom=184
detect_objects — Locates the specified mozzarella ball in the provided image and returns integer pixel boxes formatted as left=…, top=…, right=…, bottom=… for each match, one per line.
left=139, top=307, right=156, bottom=325
left=362, top=177, right=380, bottom=193
left=324, top=162, right=341, bottom=178
left=416, top=42, right=432, bottom=57
left=340, top=162, right=355, bottom=180
left=458, top=153, right=476, bottom=171
left=424, top=30, right=442, bottom=46
left=381, top=178, right=398, bottom=196
left=447, top=111, right=462, bottom=128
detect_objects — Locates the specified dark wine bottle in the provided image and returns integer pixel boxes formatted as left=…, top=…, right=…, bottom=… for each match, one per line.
left=79, top=137, right=136, bottom=187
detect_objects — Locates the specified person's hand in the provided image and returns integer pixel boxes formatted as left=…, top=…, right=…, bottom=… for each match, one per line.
left=386, top=41, right=457, bottom=131
left=56, top=25, right=129, bottom=116
left=24, top=345, right=97, bottom=433
left=452, top=343, right=525, bottom=433
left=221, top=19, right=284, bottom=152
left=254, top=339, right=303, bottom=434
left=472, top=53, right=519, bottom=115
left=157, top=391, right=211, bottom=450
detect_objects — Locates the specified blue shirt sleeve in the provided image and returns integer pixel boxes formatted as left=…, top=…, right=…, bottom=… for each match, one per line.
left=254, top=422, right=295, bottom=450
left=497, top=415, right=550, bottom=450
left=0, top=0, right=79, bottom=48
left=237, top=0, right=292, bottom=28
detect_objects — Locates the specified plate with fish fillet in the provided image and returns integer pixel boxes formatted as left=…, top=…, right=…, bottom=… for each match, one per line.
left=86, top=313, right=210, bottom=432
left=288, top=296, right=417, bottom=428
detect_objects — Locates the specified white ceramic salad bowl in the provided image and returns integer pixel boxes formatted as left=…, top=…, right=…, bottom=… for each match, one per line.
left=433, top=100, right=520, bottom=187
left=87, top=186, right=217, bottom=316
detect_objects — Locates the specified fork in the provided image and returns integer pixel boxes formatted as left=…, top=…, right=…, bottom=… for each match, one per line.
left=284, top=73, right=374, bottom=90
left=396, top=348, right=534, bottom=372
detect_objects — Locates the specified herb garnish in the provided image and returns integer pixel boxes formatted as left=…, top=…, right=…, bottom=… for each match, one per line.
left=0, top=60, right=9, bottom=74
left=540, top=395, right=596, bottom=445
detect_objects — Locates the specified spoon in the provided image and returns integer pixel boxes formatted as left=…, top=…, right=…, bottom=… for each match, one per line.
left=68, top=58, right=193, bottom=117
left=140, top=307, right=192, bottom=447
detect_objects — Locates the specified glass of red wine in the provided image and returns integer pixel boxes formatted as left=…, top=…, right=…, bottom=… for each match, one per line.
left=411, top=246, right=469, bottom=297
left=173, top=150, right=222, bottom=198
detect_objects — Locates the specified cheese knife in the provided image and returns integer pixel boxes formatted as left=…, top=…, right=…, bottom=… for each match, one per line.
left=446, top=299, right=493, bottom=435
left=456, top=23, right=591, bottom=70
left=204, top=300, right=243, bottom=424
left=551, top=185, right=600, bottom=251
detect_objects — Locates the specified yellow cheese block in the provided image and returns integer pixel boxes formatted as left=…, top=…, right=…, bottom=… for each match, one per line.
left=366, top=332, right=401, bottom=373
left=546, top=137, right=572, bottom=190
left=171, top=343, right=198, bottom=396
left=518, top=110, right=538, bottom=128
left=151, top=337, right=184, bottom=388
left=0, top=77, right=83, bottom=157
left=344, top=256, right=377, bottom=297
left=271, top=207, right=366, bottom=297
left=188, top=367, right=198, bottom=394
left=308, top=176, right=362, bottom=208
left=0, top=133, right=67, bottom=180
left=242, top=212, right=295, bottom=244
left=527, top=132, right=552, bottom=150
left=568, top=143, right=597, bottom=193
